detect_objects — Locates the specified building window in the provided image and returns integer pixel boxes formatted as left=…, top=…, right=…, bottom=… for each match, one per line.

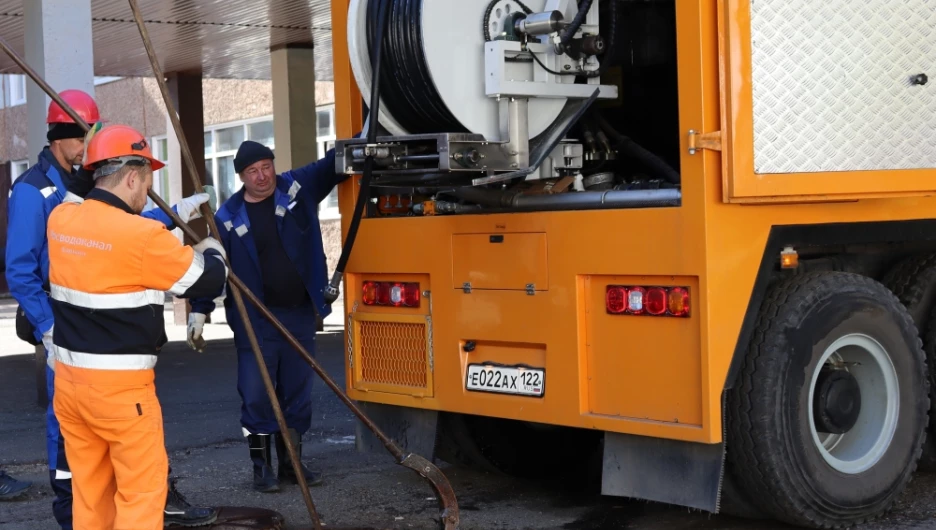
left=160, top=108, right=339, bottom=217
left=201, top=117, right=273, bottom=205
left=317, top=106, right=335, bottom=138
left=143, top=136, right=170, bottom=213
left=316, top=106, right=339, bottom=220
left=11, top=160, right=29, bottom=182
left=9, top=75, right=26, bottom=106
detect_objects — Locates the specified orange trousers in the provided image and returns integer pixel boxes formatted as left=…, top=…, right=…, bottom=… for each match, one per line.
left=53, top=363, right=168, bottom=530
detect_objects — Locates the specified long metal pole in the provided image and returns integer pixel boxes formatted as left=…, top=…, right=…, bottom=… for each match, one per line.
left=0, top=32, right=335, bottom=528
left=122, top=4, right=458, bottom=528
left=2, top=18, right=459, bottom=528
left=122, top=2, right=324, bottom=526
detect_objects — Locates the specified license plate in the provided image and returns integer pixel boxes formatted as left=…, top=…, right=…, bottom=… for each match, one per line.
left=465, top=364, right=545, bottom=397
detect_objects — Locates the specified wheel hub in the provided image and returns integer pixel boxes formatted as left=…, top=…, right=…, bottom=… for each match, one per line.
left=813, top=367, right=862, bottom=434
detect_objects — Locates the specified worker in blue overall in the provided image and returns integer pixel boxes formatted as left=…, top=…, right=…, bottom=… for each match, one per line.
left=6, top=90, right=218, bottom=528
left=187, top=139, right=349, bottom=493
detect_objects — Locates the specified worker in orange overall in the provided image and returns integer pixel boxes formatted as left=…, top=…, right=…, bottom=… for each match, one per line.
left=46, top=124, right=229, bottom=529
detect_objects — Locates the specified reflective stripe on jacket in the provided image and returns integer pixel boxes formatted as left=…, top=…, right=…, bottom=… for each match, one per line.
left=6, top=147, right=179, bottom=346
left=189, top=148, right=347, bottom=350
left=47, top=189, right=227, bottom=371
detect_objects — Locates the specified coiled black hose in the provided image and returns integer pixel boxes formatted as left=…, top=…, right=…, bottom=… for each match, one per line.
left=366, top=0, right=465, bottom=133
left=323, top=0, right=392, bottom=304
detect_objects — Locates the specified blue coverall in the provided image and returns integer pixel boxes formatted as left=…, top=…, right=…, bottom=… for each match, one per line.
left=5, top=147, right=180, bottom=529
left=190, top=148, right=347, bottom=436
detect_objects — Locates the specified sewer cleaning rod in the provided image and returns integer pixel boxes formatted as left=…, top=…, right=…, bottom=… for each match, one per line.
left=122, top=4, right=460, bottom=528
left=2, top=23, right=459, bottom=530
left=122, top=2, right=323, bottom=526
left=0, top=32, right=336, bottom=529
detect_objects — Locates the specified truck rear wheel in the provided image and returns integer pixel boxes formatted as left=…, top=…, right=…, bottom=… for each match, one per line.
left=883, top=254, right=936, bottom=470
left=727, top=271, right=929, bottom=528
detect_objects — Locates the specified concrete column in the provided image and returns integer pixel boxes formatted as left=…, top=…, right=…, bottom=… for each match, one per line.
left=165, top=72, right=207, bottom=325
left=24, top=0, right=94, bottom=165
left=271, top=44, right=324, bottom=330
left=24, top=0, right=94, bottom=407
left=271, top=44, right=318, bottom=172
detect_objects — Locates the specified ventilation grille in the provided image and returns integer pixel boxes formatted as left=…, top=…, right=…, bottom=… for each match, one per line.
left=357, top=320, right=429, bottom=390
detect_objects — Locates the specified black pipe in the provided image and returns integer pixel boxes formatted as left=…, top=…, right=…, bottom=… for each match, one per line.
left=324, top=0, right=391, bottom=305
left=449, top=186, right=680, bottom=212
left=593, top=113, right=681, bottom=184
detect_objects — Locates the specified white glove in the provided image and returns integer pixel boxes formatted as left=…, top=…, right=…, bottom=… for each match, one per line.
left=193, top=236, right=227, bottom=261
left=187, top=313, right=207, bottom=352
left=175, top=193, right=211, bottom=224
left=42, top=326, right=54, bottom=353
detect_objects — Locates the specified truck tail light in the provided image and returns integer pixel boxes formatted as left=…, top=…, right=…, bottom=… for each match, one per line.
left=605, top=285, right=690, bottom=317
left=362, top=281, right=421, bottom=307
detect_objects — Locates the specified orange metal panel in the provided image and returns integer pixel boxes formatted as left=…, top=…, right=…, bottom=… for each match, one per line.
left=328, top=0, right=936, bottom=449
left=451, top=233, right=548, bottom=291
left=719, top=0, right=936, bottom=202
left=584, top=275, right=702, bottom=426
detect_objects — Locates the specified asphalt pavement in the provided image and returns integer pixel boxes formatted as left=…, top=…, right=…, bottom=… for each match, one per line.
left=4, top=325, right=936, bottom=529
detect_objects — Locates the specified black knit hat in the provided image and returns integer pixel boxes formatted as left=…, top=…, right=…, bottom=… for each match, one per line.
left=233, top=140, right=275, bottom=173
left=47, top=122, right=86, bottom=142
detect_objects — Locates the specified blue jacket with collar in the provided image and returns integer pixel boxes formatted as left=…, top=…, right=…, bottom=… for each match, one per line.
left=6, top=147, right=179, bottom=343
left=190, top=148, right=348, bottom=349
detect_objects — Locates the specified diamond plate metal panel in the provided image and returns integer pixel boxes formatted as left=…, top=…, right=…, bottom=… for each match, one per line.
left=751, top=1, right=936, bottom=174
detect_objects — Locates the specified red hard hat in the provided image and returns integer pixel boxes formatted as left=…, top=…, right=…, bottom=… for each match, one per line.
left=84, top=124, right=165, bottom=171
left=47, top=89, right=101, bottom=124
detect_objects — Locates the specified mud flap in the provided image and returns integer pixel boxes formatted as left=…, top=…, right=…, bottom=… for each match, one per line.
left=354, top=401, right=439, bottom=460
left=601, top=431, right=724, bottom=512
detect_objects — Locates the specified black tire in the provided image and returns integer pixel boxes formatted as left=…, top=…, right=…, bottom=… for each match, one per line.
left=882, top=254, right=936, bottom=471
left=727, top=271, right=929, bottom=528
left=718, top=465, right=768, bottom=520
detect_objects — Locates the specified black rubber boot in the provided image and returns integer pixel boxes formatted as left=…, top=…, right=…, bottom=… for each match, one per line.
left=0, top=471, right=31, bottom=501
left=163, top=477, right=218, bottom=527
left=275, top=428, right=323, bottom=487
left=247, top=434, right=280, bottom=493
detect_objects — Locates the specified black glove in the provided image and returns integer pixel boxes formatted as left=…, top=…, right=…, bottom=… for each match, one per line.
left=67, top=167, right=95, bottom=197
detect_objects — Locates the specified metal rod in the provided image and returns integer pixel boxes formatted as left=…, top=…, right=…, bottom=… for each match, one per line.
left=123, top=2, right=459, bottom=528
left=123, top=1, right=322, bottom=526
left=2, top=28, right=325, bottom=528
left=0, top=37, right=90, bottom=130
left=3, top=15, right=460, bottom=530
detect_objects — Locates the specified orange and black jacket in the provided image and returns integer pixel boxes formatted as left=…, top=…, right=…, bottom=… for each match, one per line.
left=46, top=189, right=227, bottom=371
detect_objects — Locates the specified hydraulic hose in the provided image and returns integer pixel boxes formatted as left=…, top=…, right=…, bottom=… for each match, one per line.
left=593, top=113, right=681, bottom=184
left=323, top=0, right=391, bottom=304
left=558, top=0, right=595, bottom=51
left=449, top=186, right=681, bottom=211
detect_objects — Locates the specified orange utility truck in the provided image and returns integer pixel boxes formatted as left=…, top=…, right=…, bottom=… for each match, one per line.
left=329, top=0, right=936, bottom=527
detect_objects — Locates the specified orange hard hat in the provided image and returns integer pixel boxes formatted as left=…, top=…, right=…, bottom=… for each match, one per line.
left=47, top=89, right=101, bottom=124
left=83, top=124, right=165, bottom=171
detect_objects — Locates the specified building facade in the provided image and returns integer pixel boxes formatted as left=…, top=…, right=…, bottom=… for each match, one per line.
left=0, top=74, right=344, bottom=292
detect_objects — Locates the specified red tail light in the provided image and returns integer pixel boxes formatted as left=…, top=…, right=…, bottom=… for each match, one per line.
left=606, top=285, right=690, bottom=317
left=646, top=287, right=667, bottom=315
left=404, top=285, right=421, bottom=307
left=376, top=282, right=391, bottom=305
left=362, top=281, right=421, bottom=308
left=606, top=287, right=626, bottom=314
